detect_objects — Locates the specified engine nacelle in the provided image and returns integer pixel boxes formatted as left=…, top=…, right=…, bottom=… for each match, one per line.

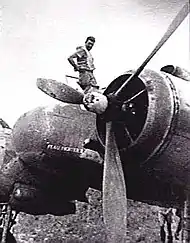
left=96, top=68, right=190, bottom=187
left=12, top=104, right=96, bottom=156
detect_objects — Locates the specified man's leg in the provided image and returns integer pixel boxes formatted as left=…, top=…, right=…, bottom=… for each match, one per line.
left=167, top=222, right=173, bottom=243
left=79, top=71, right=99, bottom=93
left=88, top=71, right=99, bottom=88
left=78, top=71, right=89, bottom=92
left=83, top=71, right=99, bottom=93
left=166, top=211, right=173, bottom=243
left=160, top=225, right=166, bottom=243
left=175, top=208, right=183, bottom=240
left=158, top=211, right=166, bottom=242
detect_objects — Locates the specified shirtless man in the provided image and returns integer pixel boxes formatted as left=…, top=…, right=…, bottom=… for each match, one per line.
left=68, top=36, right=99, bottom=93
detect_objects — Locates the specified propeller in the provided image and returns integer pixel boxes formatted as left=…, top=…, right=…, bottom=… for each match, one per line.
left=36, top=78, right=84, bottom=104
left=100, top=4, right=189, bottom=241
left=36, top=2, right=189, bottom=241
left=85, top=4, right=189, bottom=241
left=113, top=1, right=189, bottom=101
left=102, top=121, right=127, bottom=242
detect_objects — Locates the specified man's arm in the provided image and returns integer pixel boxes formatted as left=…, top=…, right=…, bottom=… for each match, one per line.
left=68, top=53, right=79, bottom=71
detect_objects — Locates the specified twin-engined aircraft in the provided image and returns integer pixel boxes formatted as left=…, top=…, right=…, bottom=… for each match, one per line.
left=0, top=2, right=189, bottom=242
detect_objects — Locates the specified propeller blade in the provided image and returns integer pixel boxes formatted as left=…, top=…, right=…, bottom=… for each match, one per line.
left=103, top=121, right=127, bottom=242
left=37, top=78, right=84, bottom=104
left=114, top=1, right=189, bottom=100
left=161, top=65, right=190, bottom=82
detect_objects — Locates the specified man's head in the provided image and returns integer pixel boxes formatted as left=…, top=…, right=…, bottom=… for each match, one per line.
left=85, top=36, right=95, bottom=51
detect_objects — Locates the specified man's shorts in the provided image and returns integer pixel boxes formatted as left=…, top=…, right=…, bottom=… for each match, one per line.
left=78, top=70, right=98, bottom=92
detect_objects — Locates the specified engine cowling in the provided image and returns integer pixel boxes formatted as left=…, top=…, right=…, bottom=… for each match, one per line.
left=96, top=68, right=190, bottom=187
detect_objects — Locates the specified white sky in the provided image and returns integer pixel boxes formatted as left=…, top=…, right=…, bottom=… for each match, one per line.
left=0, top=0, right=189, bottom=126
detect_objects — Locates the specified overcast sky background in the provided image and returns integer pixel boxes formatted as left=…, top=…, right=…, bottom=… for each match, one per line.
left=0, top=0, right=189, bottom=126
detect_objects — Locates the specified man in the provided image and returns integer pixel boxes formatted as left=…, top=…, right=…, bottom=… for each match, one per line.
left=158, top=207, right=183, bottom=242
left=68, top=36, right=99, bottom=93
left=158, top=208, right=173, bottom=243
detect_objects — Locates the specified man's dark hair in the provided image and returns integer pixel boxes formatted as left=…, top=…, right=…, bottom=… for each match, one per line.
left=85, top=36, right=95, bottom=43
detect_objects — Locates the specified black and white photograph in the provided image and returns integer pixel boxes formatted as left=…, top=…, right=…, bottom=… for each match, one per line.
left=0, top=0, right=189, bottom=242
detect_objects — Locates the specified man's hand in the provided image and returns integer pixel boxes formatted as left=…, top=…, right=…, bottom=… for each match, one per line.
left=68, top=55, right=79, bottom=71
left=74, top=66, right=79, bottom=72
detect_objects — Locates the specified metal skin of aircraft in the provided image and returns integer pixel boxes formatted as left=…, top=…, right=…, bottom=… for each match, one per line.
left=0, top=2, right=189, bottom=242
left=0, top=105, right=104, bottom=242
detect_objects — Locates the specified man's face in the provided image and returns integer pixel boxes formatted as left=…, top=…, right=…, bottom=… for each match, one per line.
left=85, top=39, right=95, bottom=51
